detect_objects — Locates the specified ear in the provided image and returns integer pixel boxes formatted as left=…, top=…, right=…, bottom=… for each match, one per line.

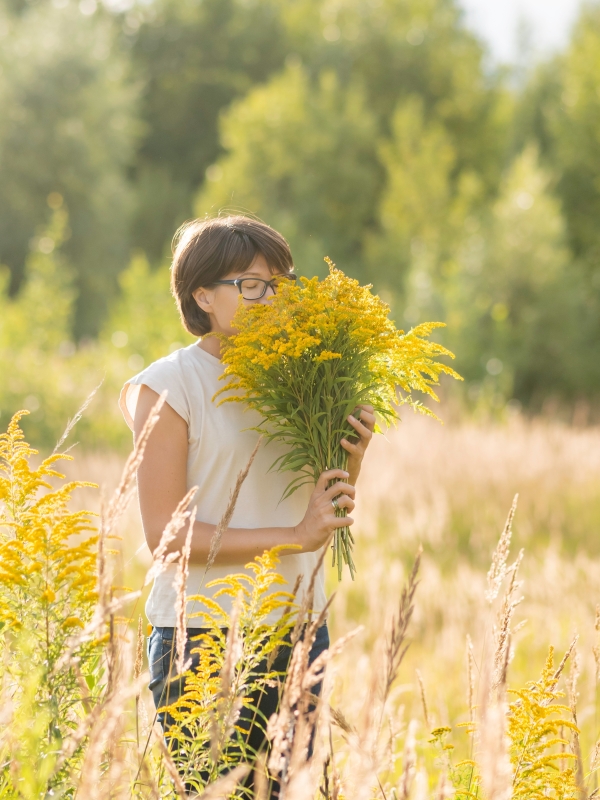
left=192, top=286, right=213, bottom=314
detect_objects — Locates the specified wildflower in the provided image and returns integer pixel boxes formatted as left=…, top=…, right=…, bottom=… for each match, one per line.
left=160, top=546, right=300, bottom=784
left=0, top=410, right=108, bottom=795
left=508, top=647, right=580, bottom=798
left=216, top=259, right=462, bottom=579
left=0, top=411, right=98, bottom=635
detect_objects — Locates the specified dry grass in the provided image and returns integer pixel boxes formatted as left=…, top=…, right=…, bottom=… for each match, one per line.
left=58, top=411, right=600, bottom=792
left=328, top=415, right=600, bottom=766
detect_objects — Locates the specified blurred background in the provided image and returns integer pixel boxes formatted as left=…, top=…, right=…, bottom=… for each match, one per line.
left=1, top=0, right=600, bottom=448
left=4, top=0, right=600, bottom=758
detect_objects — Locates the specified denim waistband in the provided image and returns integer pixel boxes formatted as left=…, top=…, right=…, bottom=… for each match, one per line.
left=150, top=620, right=328, bottom=636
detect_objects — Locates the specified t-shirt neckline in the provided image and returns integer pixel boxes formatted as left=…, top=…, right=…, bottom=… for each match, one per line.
left=188, top=341, right=224, bottom=369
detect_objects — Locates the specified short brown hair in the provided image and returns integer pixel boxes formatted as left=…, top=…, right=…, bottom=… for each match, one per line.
left=170, top=215, right=294, bottom=336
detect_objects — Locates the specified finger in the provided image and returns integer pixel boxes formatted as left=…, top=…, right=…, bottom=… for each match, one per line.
left=347, top=414, right=374, bottom=439
left=316, top=469, right=349, bottom=490
left=348, top=410, right=373, bottom=425
left=325, top=480, right=356, bottom=498
left=357, top=404, right=374, bottom=413
left=360, top=411, right=376, bottom=431
left=331, top=515, right=354, bottom=528
left=326, top=493, right=355, bottom=511
left=332, top=495, right=355, bottom=512
left=324, top=481, right=355, bottom=499
left=340, top=438, right=362, bottom=455
left=355, top=405, right=376, bottom=426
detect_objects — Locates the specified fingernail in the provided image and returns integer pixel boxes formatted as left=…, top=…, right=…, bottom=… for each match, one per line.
left=342, top=471, right=349, bottom=476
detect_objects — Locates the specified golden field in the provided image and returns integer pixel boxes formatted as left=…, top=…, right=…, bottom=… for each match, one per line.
left=51, top=410, right=600, bottom=795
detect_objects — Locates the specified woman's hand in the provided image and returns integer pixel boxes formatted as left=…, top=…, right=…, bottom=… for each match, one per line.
left=294, top=469, right=356, bottom=552
left=341, top=404, right=376, bottom=485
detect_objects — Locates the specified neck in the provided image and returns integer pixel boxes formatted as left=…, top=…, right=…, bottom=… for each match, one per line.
left=197, top=334, right=223, bottom=360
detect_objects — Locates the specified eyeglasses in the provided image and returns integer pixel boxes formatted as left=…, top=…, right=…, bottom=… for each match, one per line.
left=211, top=272, right=298, bottom=301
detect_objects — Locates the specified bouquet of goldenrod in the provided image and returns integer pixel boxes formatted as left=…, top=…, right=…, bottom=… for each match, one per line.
left=217, top=260, right=461, bottom=579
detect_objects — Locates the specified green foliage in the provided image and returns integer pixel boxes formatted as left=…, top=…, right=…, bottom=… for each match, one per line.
left=280, top=0, right=509, bottom=187
left=365, top=95, right=484, bottom=302
left=195, top=0, right=508, bottom=287
left=0, top=209, right=103, bottom=448
left=428, top=726, right=480, bottom=798
left=540, top=6, right=600, bottom=269
left=130, top=0, right=290, bottom=260
left=196, top=62, right=381, bottom=279
left=0, top=208, right=74, bottom=353
left=446, top=147, right=590, bottom=407
left=102, top=252, right=195, bottom=366
left=3, top=0, right=600, bottom=417
left=0, top=1, right=139, bottom=338
left=0, top=215, right=192, bottom=450
left=510, top=6, right=600, bottom=403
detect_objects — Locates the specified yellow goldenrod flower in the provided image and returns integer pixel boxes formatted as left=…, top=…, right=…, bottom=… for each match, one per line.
left=61, top=616, right=84, bottom=629
left=215, top=260, right=462, bottom=580
left=0, top=409, right=108, bottom=761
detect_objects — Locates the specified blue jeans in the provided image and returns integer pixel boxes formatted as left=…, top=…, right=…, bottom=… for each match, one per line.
left=147, top=622, right=330, bottom=797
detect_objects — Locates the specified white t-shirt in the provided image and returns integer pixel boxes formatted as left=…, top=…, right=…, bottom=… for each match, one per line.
left=119, top=342, right=328, bottom=628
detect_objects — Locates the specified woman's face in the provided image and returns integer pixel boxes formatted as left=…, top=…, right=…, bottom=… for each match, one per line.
left=192, top=252, right=284, bottom=337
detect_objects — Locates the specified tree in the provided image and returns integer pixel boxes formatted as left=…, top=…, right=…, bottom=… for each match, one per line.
left=194, top=0, right=509, bottom=286
left=446, top=147, right=593, bottom=405
left=196, top=63, right=381, bottom=279
left=509, top=3, right=600, bottom=403
left=365, top=96, right=484, bottom=318
left=0, top=2, right=138, bottom=338
left=130, top=0, right=291, bottom=260
left=279, top=0, right=510, bottom=193
left=515, top=6, right=600, bottom=272
left=549, top=6, right=600, bottom=271
left=133, top=0, right=509, bottom=265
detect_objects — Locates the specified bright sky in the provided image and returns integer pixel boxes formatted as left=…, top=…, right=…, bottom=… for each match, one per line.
left=459, top=0, right=583, bottom=63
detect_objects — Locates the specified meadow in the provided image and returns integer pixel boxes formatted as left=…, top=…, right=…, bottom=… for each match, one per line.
left=4, top=0, right=600, bottom=794
left=7, top=407, right=593, bottom=797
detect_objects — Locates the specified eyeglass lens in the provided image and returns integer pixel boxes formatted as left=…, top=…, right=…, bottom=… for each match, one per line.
left=239, top=274, right=296, bottom=300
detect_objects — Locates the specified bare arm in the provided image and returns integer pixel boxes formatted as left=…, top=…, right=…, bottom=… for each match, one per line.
left=133, top=384, right=355, bottom=566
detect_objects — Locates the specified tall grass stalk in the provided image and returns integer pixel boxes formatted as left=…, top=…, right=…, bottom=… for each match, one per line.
left=2, top=410, right=600, bottom=797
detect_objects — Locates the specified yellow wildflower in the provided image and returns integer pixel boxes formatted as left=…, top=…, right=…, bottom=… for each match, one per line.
left=61, top=616, right=84, bottom=630
left=315, top=350, right=342, bottom=363
left=508, top=647, right=580, bottom=798
left=163, top=545, right=299, bottom=751
left=0, top=410, right=105, bottom=742
left=216, top=259, right=462, bottom=580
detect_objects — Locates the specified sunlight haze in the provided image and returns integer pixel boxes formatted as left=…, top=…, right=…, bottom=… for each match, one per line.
left=460, top=0, right=583, bottom=62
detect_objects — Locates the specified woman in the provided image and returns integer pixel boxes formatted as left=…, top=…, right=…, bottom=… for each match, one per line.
left=119, top=215, right=375, bottom=794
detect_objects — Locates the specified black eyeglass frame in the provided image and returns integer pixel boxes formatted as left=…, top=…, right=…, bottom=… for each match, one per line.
left=211, top=272, right=298, bottom=300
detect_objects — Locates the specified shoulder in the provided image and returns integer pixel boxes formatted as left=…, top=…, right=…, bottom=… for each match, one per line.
left=119, top=345, right=201, bottom=430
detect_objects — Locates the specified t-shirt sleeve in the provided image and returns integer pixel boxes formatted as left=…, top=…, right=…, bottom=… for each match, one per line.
left=119, top=357, right=190, bottom=431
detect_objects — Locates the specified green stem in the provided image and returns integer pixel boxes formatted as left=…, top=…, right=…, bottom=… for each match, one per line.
left=327, top=448, right=354, bottom=582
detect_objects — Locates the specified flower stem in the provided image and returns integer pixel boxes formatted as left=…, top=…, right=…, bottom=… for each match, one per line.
left=328, top=450, right=355, bottom=581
